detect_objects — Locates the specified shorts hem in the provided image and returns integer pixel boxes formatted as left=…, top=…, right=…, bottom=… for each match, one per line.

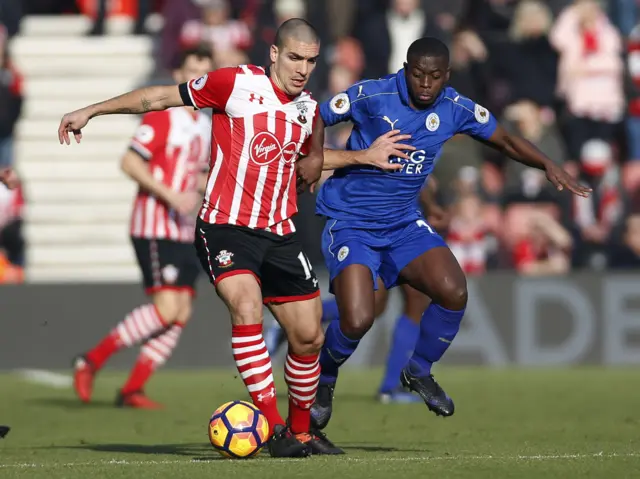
left=213, top=269, right=261, bottom=287
left=263, top=290, right=320, bottom=305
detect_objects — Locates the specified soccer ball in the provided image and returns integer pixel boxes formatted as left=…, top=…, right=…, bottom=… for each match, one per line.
left=208, top=400, right=270, bottom=458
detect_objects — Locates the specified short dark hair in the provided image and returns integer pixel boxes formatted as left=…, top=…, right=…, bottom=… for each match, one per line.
left=172, top=46, right=213, bottom=70
left=407, top=37, right=450, bottom=64
left=274, top=18, right=319, bottom=49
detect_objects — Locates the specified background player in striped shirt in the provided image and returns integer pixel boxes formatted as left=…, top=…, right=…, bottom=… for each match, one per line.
left=58, top=19, right=342, bottom=458
left=71, top=48, right=213, bottom=410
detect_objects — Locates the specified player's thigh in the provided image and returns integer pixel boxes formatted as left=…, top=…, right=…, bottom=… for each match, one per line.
left=260, top=236, right=323, bottom=353
left=374, top=278, right=390, bottom=318
left=268, top=296, right=324, bottom=355
left=131, top=237, right=182, bottom=321
left=395, top=222, right=467, bottom=310
left=175, top=290, right=195, bottom=325
left=260, top=234, right=320, bottom=305
left=193, top=221, right=266, bottom=325
left=400, top=284, right=431, bottom=323
left=321, top=220, right=383, bottom=292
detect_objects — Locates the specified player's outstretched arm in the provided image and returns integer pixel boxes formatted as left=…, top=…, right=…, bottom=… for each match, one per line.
left=322, top=130, right=413, bottom=171
left=485, top=124, right=591, bottom=198
left=58, top=85, right=184, bottom=145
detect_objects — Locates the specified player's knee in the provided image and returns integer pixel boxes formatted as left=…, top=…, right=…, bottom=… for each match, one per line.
left=341, top=311, right=375, bottom=340
left=175, top=300, right=193, bottom=325
left=289, top=325, right=324, bottom=355
left=228, top=297, right=263, bottom=325
left=153, top=295, right=181, bottom=324
left=437, top=281, right=468, bottom=311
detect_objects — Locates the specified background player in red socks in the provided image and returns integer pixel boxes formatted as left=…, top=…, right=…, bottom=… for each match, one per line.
left=71, top=48, right=213, bottom=410
left=58, top=19, right=341, bottom=458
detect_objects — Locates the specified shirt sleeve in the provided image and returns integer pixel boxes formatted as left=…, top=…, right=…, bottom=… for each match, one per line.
left=129, top=112, right=169, bottom=161
left=454, top=95, right=498, bottom=140
left=179, top=67, right=237, bottom=112
left=319, top=82, right=366, bottom=127
left=299, top=113, right=319, bottom=156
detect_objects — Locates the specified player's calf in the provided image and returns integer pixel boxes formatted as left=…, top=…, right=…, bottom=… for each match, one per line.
left=218, top=275, right=287, bottom=436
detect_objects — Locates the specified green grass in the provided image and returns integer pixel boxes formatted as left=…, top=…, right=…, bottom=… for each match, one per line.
left=1, top=368, right=639, bottom=478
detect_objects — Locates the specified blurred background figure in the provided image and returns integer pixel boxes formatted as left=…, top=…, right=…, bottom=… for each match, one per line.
left=550, top=0, right=624, bottom=162
left=355, top=0, right=448, bottom=79
left=0, top=174, right=24, bottom=283
left=0, top=23, right=22, bottom=170
left=510, top=208, right=573, bottom=276
left=87, top=0, right=151, bottom=36
left=179, top=0, right=251, bottom=54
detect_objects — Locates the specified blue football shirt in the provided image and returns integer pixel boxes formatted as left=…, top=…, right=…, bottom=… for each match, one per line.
left=316, top=69, right=497, bottom=229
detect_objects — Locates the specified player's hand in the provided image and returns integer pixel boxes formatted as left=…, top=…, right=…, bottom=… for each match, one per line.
left=0, top=168, right=19, bottom=190
left=169, top=191, right=201, bottom=216
left=545, top=163, right=591, bottom=197
left=58, top=109, right=91, bottom=145
left=296, top=153, right=323, bottom=194
left=366, top=130, right=415, bottom=171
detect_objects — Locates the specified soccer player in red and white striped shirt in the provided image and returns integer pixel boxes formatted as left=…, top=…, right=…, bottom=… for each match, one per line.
left=70, top=48, right=213, bottom=410
left=58, top=19, right=341, bottom=458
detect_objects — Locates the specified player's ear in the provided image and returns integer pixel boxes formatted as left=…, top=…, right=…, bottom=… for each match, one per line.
left=445, top=68, right=451, bottom=83
left=270, top=45, right=279, bottom=64
left=403, top=61, right=408, bottom=71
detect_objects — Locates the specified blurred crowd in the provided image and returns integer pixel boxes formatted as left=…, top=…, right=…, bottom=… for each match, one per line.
left=3, top=0, right=640, bottom=280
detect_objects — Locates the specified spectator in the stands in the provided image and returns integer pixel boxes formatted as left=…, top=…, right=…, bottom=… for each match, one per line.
left=180, top=0, right=252, bottom=54
left=0, top=24, right=23, bottom=170
left=550, top=0, right=624, bottom=161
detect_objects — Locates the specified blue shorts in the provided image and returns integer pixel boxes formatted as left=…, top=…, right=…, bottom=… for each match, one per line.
left=321, top=217, right=448, bottom=293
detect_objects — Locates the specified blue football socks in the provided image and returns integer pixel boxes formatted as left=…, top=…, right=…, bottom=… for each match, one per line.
left=408, top=303, right=465, bottom=376
left=319, top=319, right=360, bottom=385
left=379, top=314, right=419, bottom=393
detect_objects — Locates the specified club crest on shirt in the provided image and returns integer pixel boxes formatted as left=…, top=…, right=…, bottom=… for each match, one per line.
left=330, top=93, right=350, bottom=115
left=162, top=264, right=179, bottom=284
left=295, top=101, right=308, bottom=124
left=192, top=74, right=208, bottom=91
left=216, top=250, right=234, bottom=268
left=475, top=104, right=489, bottom=124
left=426, top=113, right=440, bottom=132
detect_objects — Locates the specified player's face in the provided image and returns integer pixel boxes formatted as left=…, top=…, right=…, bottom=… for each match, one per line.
left=270, top=39, right=320, bottom=96
left=174, top=55, right=214, bottom=85
left=404, top=56, right=450, bottom=109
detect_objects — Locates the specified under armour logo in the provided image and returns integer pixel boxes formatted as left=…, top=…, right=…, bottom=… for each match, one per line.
left=357, top=85, right=365, bottom=98
left=312, top=278, right=319, bottom=287
left=382, top=116, right=399, bottom=130
left=249, top=93, right=264, bottom=104
left=257, top=387, right=275, bottom=402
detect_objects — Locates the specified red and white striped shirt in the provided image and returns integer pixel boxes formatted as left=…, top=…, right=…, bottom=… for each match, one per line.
left=129, top=108, right=211, bottom=242
left=185, top=65, right=317, bottom=236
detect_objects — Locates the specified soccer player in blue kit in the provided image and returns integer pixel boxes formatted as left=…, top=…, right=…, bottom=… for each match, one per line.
left=296, top=37, right=591, bottom=430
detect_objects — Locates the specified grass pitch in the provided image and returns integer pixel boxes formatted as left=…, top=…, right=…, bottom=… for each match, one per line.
left=1, top=368, right=639, bottom=478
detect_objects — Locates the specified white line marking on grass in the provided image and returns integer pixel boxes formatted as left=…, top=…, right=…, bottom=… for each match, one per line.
left=14, top=369, right=72, bottom=389
left=2, top=452, right=640, bottom=468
